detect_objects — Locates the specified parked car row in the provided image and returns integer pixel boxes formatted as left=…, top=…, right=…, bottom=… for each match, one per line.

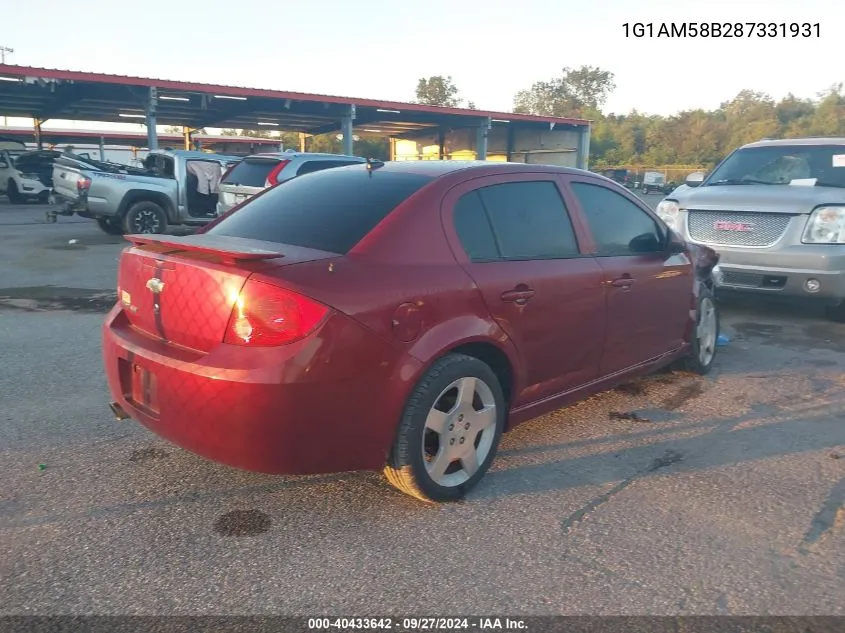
left=49, top=148, right=368, bottom=235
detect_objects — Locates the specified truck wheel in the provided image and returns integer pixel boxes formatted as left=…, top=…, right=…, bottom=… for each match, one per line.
left=96, top=217, right=124, bottom=236
left=123, top=201, right=167, bottom=235
left=7, top=180, right=24, bottom=204
left=824, top=300, right=845, bottom=323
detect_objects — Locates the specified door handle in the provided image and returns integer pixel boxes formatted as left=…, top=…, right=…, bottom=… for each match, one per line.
left=501, top=287, right=536, bottom=304
left=610, top=276, right=635, bottom=288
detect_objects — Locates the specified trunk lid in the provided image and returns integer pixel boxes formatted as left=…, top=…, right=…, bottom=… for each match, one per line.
left=116, top=234, right=335, bottom=352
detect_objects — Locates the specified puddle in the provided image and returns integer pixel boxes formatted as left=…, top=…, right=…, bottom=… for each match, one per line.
left=660, top=381, right=705, bottom=411
left=0, top=286, right=116, bottom=313
left=129, top=448, right=170, bottom=463
left=804, top=359, right=838, bottom=368
left=614, top=382, right=646, bottom=396
left=732, top=322, right=784, bottom=338
left=214, top=510, right=272, bottom=537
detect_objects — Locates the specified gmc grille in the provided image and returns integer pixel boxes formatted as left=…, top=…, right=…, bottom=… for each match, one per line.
left=687, top=211, right=791, bottom=247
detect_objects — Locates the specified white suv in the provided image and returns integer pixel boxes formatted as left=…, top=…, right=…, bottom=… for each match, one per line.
left=217, top=151, right=366, bottom=215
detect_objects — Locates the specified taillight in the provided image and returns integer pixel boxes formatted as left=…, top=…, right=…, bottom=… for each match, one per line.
left=265, top=160, right=291, bottom=186
left=224, top=279, right=329, bottom=347
left=77, top=176, right=92, bottom=194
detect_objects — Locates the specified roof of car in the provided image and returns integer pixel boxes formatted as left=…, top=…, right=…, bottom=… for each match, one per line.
left=245, top=152, right=365, bottom=160
left=150, top=149, right=241, bottom=161
left=340, top=159, right=595, bottom=179
left=743, top=137, right=845, bottom=148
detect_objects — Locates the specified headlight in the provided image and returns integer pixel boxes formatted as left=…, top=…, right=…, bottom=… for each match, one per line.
left=802, top=206, right=845, bottom=244
left=656, top=199, right=680, bottom=229
left=18, top=172, right=40, bottom=182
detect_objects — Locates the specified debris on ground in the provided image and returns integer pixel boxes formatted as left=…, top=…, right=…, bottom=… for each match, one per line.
left=717, top=333, right=730, bottom=347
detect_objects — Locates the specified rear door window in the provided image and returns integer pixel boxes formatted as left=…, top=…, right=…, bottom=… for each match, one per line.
left=207, top=167, right=433, bottom=254
left=221, top=158, right=279, bottom=186
left=453, top=181, right=579, bottom=261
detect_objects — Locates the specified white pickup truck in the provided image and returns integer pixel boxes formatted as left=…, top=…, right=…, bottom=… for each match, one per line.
left=0, top=138, right=54, bottom=203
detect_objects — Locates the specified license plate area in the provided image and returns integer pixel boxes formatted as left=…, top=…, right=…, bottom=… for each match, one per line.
left=128, top=362, right=160, bottom=414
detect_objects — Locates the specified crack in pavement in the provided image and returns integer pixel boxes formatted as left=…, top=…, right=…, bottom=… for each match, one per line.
left=561, top=449, right=684, bottom=534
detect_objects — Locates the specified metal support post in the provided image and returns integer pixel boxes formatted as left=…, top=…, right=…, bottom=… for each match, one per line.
left=341, top=104, right=356, bottom=156
left=146, top=87, right=158, bottom=150
left=99, top=136, right=106, bottom=160
left=33, top=118, right=43, bottom=150
left=476, top=117, right=491, bottom=160
left=577, top=123, right=591, bottom=170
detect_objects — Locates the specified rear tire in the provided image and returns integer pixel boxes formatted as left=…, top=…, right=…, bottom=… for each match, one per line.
left=7, top=180, right=23, bottom=204
left=122, top=201, right=167, bottom=234
left=678, top=287, right=719, bottom=375
left=96, top=217, right=124, bottom=235
left=384, top=353, right=505, bottom=503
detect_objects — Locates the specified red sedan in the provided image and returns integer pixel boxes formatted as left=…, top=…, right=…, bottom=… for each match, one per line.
left=104, top=160, right=720, bottom=502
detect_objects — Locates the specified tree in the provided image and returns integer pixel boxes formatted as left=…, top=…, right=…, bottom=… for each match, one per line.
left=467, top=101, right=477, bottom=109
left=513, top=66, right=616, bottom=118
left=415, top=75, right=462, bottom=107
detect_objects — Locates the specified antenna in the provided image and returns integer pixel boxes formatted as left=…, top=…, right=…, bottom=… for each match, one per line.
left=0, top=46, right=13, bottom=64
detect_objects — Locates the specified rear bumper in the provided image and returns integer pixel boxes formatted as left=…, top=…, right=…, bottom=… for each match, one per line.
left=708, top=245, right=845, bottom=302
left=102, top=306, right=421, bottom=475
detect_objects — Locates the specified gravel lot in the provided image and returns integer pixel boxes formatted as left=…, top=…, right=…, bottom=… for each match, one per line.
left=1, top=197, right=844, bottom=615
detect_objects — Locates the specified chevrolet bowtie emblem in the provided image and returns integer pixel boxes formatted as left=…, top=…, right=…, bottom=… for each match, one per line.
left=146, top=278, right=165, bottom=293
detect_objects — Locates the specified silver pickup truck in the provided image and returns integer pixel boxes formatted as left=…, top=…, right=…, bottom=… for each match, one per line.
left=655, top=137, right=845, bottom=321
left=52, top=149, right=240, bottom=235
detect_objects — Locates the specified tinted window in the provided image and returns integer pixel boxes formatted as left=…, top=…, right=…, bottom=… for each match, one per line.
left=222, top=158, right=278, bottom=186
left=570, top=182, right=663, bottom=256
left=296, top=160, right=361, bottom=176
left=453, top=191, right=499, bottom=262
left=476, top=181, right=579, bottom=260
left=207, top=167, right=433, bottom=253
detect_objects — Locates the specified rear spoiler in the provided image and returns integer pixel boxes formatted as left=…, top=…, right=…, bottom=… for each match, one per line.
left=124, top=234, right=285, bottom=263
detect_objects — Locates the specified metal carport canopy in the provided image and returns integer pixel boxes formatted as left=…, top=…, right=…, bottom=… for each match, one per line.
left=0, top=64, right=589, bottom=140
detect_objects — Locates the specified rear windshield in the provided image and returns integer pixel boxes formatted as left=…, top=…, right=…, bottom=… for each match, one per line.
left=207, top=166, right=433, bottom=254
left=222, top=158, right=279, bottom=187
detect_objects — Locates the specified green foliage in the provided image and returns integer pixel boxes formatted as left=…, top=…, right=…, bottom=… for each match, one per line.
left=514, top=66, right=616, bottom=118
left=589, top=84, right=845, bottom=168
left=415, top=75, right=462, bottom=107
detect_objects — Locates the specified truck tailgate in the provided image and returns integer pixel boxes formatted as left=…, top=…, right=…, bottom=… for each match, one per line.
left=52, top=163, right=85, bottom=203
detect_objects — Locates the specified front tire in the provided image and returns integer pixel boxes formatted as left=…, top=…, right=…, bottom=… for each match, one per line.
left=384, top=354, right=505, bottom=502
left=7, top=180, right=23, bottom=204
left=679, top=287, right=719, bottom=375
left=122, top=201, right=167, bottom=234
left=96, top=217, right=124, bottom=235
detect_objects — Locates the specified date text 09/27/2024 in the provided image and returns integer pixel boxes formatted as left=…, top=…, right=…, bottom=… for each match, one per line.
left=623, top=22, right=820, bottom=38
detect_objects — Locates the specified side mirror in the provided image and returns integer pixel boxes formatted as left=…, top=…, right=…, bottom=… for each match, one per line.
left=685, top=171, right=706, bottom=188
left=0, top=161, right=8, bottom=169
left=629, top=232, right=663, bottom=254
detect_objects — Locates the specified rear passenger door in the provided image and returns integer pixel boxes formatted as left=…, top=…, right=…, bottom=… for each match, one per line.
left=565, top=177, right=691, bottom=376
left=442, top=174, right=606, bottom=407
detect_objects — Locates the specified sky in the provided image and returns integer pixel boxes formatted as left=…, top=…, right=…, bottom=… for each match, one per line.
left=1, top=0, right=843, bottom=131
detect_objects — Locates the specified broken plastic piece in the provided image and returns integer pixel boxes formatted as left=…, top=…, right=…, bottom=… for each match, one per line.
left=38, top=464, right=47, bottom=471
left=717, top=333, right=730, bottom=347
